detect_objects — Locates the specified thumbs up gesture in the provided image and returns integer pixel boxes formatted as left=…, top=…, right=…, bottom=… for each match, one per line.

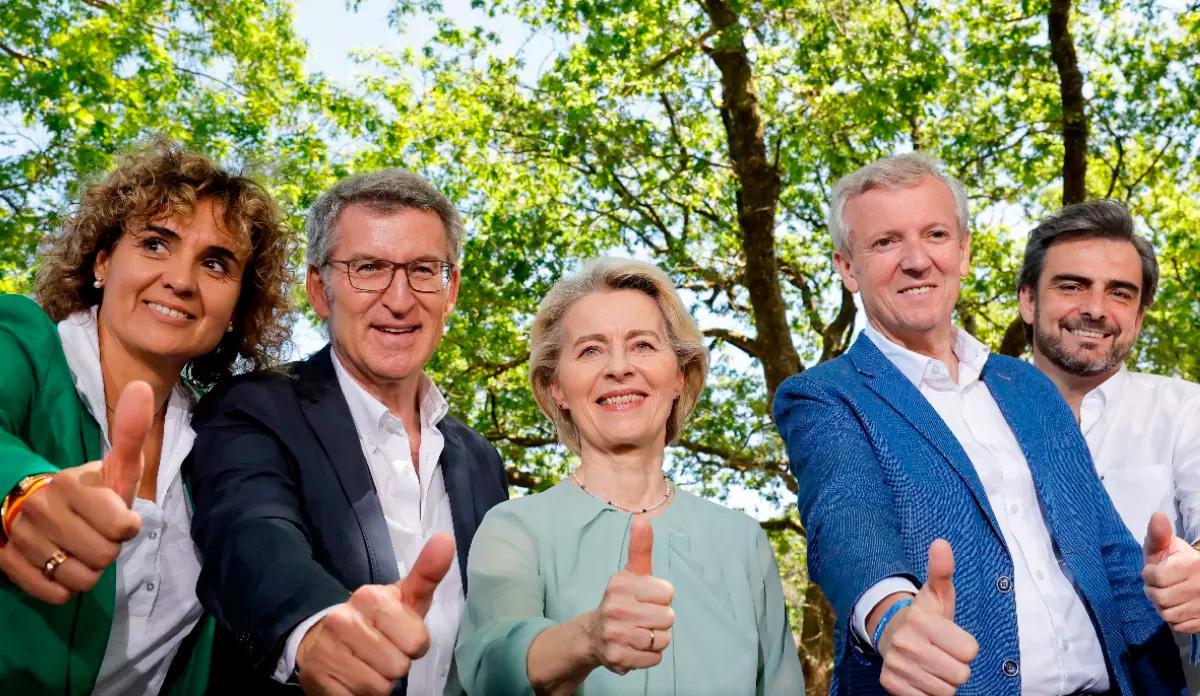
left=875, top=539, right=980, bottom=695
left=0, top=381, right=148, bottom=605
left=297, top=534, right=456, bottom=695
left=1142, top=512, right=1200, bottom=634
left=586, top=517, right=675, bottom=675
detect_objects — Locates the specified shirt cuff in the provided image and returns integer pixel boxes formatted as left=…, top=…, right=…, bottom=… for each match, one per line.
left=273, top=605, right=339, bottom=684
left=853, top=577, right=920, bottom=647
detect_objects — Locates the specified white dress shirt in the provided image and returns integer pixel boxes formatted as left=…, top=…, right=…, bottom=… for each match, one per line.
left=275, top=350, right=464, bottom=695
left=853, top=325, right=1109, bottom=695
left=58, top=309, right=204, bottom=696
left=1082, top=367, right=1200, bottom=691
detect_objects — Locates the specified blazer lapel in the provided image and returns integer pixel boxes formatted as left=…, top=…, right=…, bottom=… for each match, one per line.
left=297, top=346, right=401, bottom=585
left=438, top=421, right=477, bottom=590
left=848, top=334, right=1006, bottom=543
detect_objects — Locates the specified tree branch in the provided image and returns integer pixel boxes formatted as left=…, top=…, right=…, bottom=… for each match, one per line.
left=1047, top=0, right=1088, bottom=205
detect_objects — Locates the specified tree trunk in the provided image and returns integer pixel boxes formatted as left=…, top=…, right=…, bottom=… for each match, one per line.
left=701, top=0, right=802, bottom=403
left=1048, top=0, right=1088, bottom=206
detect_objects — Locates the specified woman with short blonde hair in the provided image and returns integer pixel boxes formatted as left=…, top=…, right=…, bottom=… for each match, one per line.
left=457, top=257, right=804, bottom=695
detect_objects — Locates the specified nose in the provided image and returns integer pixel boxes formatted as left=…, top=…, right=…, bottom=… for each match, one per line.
left=161, top=255, right=197, bottom=296
left=379, top=266, right=418, bottom=314
left=604, top=345, right=634, bottom=379
left=1078, top=287, right=1106, bottom=320
left=899, top=239, right=933, bottom=275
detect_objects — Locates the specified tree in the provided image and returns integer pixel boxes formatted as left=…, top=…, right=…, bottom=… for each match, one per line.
left=4, top=1, right=1200, bottom=690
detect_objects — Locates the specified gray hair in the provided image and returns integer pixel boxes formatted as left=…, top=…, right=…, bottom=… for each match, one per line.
left=1019, top=199, right=1158, bottom=311
left=828, top=152, right=970, bottom=252
left=529, top=257, right=709, bottom=455
left=305, top=168, right=464, bottom=270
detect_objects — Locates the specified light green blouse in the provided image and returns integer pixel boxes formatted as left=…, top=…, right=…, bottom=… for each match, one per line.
left=455, top=481, right=805, bottom=695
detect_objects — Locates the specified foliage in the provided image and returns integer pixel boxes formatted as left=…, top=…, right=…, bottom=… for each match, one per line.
left=3, top=1, right=1200, bottom=691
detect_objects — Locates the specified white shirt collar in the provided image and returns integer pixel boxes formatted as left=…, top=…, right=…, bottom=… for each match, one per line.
left=1080, top=366, right=1129, bottom=433
left=330, top=348, right=448, bottom=445
left=863, top=323, right=990, bottom=390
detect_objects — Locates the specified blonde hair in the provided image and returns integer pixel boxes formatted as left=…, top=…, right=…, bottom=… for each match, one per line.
left=529, top=257, right=708, bottom=454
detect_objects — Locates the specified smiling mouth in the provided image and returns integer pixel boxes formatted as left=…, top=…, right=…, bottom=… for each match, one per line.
left=899, top=286, right=934, bottom=296
left=376, top=325, right=419, bottom=335
left=597, top=393, right=646, bottom=406
left=1067, top=327, right=1110, bottom=340
left=146, top=301, right=195, bottom=320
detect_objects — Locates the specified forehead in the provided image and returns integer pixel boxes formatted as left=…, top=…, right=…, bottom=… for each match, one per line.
left=561, top=289, right=667, bottom=338
left=145, top=197, right=250, bottom=257
left=1040, top=236, right=1142, bottom=286
left=843, top=176, right=958, bottom=241
left=330, top=204, right=450, bottom=259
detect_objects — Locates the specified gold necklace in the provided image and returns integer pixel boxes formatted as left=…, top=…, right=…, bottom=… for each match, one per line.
left=570, top=471, right=674, bottom=514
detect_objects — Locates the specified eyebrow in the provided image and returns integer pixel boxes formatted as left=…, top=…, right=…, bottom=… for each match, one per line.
left=571, top=329, right=661, bottom=347
left=144, top=224, right=243, bottom=266
left=1049, top=273, right=1140, bottom=294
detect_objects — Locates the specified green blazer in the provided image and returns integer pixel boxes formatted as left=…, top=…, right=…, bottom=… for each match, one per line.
left=0, top=294, right=212, bottom=695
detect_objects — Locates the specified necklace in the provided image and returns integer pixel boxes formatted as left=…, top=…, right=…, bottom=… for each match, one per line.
left=570, top=470, right=674, bottom=514
left=105, top=395, right=170, bottom=421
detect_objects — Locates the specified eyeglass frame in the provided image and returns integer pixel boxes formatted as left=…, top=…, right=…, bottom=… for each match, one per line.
left=323, top=257, right=457, bottom=293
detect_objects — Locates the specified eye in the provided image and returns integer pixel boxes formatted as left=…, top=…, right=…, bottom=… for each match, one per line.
left=1112, top=289, right=1135, bottom=301
left=929, top=229, right=951, bottom=240
left=201, top=257, right=230, bottom=276
left=351, top=259, right=386, bottom=276
left=408, top=262, right=437, bottom=280
left=578, top=345, right=602, bottom=358
left=631, top=340, right=657, bottom=352
left=138, top=236, right=168, bottom=255
left=872, top=237, right=895, bottom=249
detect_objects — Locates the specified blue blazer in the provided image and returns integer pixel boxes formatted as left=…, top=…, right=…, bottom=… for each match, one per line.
left=773, top=333, right=1183, bottom=695
left=187, top=345, right=509, bottom=694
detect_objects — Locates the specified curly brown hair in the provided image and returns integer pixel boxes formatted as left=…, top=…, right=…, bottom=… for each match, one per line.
left=35, top=139, right=293, bottom=388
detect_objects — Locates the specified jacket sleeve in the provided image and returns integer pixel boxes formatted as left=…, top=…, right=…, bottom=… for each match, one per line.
left=0, top=296, right=66, bottom=494
left=772, top=373, right=916, bottom=630
left=187, top=382, right=351, bottom=671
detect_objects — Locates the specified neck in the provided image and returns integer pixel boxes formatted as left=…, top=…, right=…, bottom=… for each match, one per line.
left=97, top=318, right=181, bottom=415
left=1031, top=348, right=1116, bottom=420
left=576, top=445, right=669, bottom=510
left=872, top=320, right=961, bottom=382
left=332, top=346, right=423, bottom=430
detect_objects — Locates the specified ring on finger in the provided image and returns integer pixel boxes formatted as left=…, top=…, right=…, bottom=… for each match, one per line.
left=42, top=549, right=69, bottom=581
left=647, top=628, right=656, bottom=651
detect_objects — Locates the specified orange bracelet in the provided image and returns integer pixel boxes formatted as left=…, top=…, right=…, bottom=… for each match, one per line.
left=1, top=475, right=55, bottom=545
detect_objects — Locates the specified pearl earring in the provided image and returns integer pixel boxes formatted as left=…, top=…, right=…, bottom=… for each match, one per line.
left=93, top=277, right=104, bottom=289
left=226, top=322, right=234, bottom=333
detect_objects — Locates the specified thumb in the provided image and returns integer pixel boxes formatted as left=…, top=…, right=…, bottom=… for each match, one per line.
left=920, top=538, right=956, bottom=621
left=1144, top=511, right=1175, bottom=563
left=625, top=517, right=653, bottom=576
left=398, top=533, right=456, bottom=617
left=102, top=381, right=152, bottom=507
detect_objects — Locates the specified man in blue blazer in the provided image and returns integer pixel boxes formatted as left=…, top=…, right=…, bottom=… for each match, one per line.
left=773, top=153, right=1184, bottom=695
left=188, top=170, right=508, bottom=695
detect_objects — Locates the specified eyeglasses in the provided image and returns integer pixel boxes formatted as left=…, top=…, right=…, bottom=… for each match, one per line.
left=325, top=258, right=455, bottom=293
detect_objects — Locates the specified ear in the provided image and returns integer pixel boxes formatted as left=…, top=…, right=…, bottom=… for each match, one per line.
left=93, top=248, right=112, bottom=286
left=1018, top=284, right=1036, bottom=326
left=958, top=231, right=972, bottom=277
left=832, top=248, right=859, bottom=294
left=442, top=266, right=461, bottom=323
left=307, top=266, right=331, bottom=321
left=550, top=378, right=567, bottom=410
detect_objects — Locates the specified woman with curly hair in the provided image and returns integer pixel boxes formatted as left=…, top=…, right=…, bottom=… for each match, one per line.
left=0, top=140, right=292, bottom=695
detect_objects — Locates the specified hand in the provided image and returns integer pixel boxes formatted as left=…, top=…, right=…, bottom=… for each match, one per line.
left=586, top=517, right=675, bottom=676
left=296, top=533, right=456, bottom=696
left=0, top=381, right=148, bottom=604
left=1142, top=512, right=1200, bottom=633
left=876, top=539, right=980, bottom=696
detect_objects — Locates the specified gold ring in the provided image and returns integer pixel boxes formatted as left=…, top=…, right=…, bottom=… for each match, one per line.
left=42, top=550, right=68, bottom=581
left=647, top=628, right=656, bottom=651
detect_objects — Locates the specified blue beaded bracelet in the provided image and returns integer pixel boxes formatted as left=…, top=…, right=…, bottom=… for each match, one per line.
left=871, top=597, right=913, bottom=651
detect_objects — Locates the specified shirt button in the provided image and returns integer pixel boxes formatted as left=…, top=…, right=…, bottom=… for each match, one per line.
left=148, top=530, right=159, bottom=540
left=1036, top=569, right=1045, bottom=580
left=145, top=582, right=156, bottom=592
left=1009, top=504, right=1018, bottom=514
left=1002, top=659, right=1019, bottom=677
left=995, top=575, right=1012, bottom=593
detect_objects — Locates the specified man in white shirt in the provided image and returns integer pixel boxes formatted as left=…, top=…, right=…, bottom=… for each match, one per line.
left=774, top=152, right=1184, bottom=695
left=1018, top=199, right=1200, bottom=690
left=189, top=170, right=509, bottom=695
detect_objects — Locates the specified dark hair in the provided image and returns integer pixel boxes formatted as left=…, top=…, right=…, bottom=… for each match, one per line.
left=35, top=138, right=293, bottom=388
left=1018, top=199, right=1158, bottom=311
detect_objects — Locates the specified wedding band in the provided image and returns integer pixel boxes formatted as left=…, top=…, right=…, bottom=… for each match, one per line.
left=42, top=550, right=68, bottom=581
left=647, top=628, right=656, bottom=651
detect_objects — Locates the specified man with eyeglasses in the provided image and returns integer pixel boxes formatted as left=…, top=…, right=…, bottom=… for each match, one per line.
left=187, top=170, right=508, bottom=695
